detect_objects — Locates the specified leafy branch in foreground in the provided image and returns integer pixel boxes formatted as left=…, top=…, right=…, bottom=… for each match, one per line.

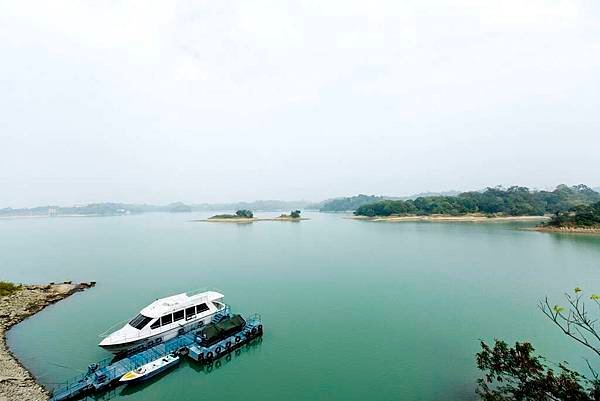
left=477, top=288, right=600, bottom=400
left=540, top=288, right=600, bottom=359
left=476, top=340, right=596, bottom=401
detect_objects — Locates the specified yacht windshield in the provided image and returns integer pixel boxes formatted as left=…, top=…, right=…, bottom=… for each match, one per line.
left=129, top=314, right=152, bottom=330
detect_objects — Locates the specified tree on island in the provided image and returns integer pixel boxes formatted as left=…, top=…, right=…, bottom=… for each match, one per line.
left=476, top=288, right=600, bottom=400
left=544, top=201, right=600, bottom=229
left=235, top=209, right=253, bottom=218
left=290, top=210, right=301, bottom=218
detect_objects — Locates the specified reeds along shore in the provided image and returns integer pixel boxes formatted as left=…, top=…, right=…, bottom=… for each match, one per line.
left=0, top=281, right=95, bottom=401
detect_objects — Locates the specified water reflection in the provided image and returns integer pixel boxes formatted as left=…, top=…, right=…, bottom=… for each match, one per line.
left=188, top=336, right=263, bottom=375
left=539, top=231, right=600, bottom=259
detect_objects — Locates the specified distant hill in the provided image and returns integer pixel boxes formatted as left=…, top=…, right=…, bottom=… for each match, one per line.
left=317, top=195, right=385, bottom=212
left=190, top=200, right=310, bottom=212
left=0, top=200, right=310, bottom=217
left=167, top=202, right=192, bottom=213
left=405, top=190, right=461, bottom=199
left=0, top=202, right=196, bottom=217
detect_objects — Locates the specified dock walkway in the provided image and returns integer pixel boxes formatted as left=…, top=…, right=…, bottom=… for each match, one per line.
left=50, top=308, right=231, bottom=401
left=50, top=332, right=195, bottom=401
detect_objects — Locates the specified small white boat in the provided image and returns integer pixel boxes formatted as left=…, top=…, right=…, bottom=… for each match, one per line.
left=119, top=354, right=179, bottom=383
left=99, top=290, right=226, bottom=353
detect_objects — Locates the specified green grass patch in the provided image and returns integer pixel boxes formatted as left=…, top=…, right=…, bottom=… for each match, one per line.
left=0, top=281, right=22, bottom=297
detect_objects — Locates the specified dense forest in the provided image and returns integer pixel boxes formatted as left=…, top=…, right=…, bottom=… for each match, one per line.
left=354, top=185, right=600, bottom=217
left=545, top=201, right=600, bottom=228
left=316, top=191, right=461, bottom=212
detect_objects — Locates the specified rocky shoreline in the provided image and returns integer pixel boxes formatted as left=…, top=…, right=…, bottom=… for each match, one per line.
left=0, top=281, right=95, bottom=401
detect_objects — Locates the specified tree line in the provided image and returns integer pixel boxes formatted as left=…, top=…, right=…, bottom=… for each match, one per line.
left=354, top=185, right=600, bottom=217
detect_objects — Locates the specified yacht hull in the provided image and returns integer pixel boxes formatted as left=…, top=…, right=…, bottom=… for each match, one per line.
left=100, top=317, right=211, bottom=354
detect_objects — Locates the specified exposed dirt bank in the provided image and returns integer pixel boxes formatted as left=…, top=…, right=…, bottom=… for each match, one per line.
left=0, top=281, right=95, bottom=401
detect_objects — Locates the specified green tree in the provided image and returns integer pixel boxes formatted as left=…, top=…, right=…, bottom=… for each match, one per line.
left=235, top=209, right=253, bottom=218
left=546, top=202, right=600, bottom=228
left=476, top=289, right=600, bottom=400
left=0, top=281, right=21, bottom=297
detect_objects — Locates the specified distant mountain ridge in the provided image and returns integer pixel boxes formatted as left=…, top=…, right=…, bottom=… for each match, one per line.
left=191, top=200, right=310, bottom=212
left=0, top=202, right=193, bottom=217
left=0, top=200, right=311, bottom=217
left=1, top=186, right=597, bottom=217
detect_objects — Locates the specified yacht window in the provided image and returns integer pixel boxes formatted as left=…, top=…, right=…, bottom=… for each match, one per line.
left=173, top=310, right=184, bottom=322
left=161, top=314, right=173, bottom=325
left=129, top=314, right=152, bottom=330
left=185, top=306, right=196, bottom=320
left=196, top=303, right=209, bottom=313
left=150, top=319, right=161, bottom=330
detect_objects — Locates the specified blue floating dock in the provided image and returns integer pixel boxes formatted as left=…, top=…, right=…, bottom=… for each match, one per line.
left=50, top=309, right=262, bottom=401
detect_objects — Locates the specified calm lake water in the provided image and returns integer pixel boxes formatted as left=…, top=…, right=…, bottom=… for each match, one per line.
left=3, top=212, right=600, bottom=401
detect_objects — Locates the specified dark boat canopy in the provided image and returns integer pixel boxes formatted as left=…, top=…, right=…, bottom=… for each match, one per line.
left=200, top=314, right=246, bottom=346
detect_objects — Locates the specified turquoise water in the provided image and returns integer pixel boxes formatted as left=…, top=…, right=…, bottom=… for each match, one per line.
left=3, top=212, right=600, bottom=400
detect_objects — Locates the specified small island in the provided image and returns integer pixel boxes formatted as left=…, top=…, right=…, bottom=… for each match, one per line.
left=203, top=209, right=256, bottom=223
left=274, top=210, right=306, bottom=221
left=535, top=201, right=600, bottom=234
left=197, top=209, right=308, bottom=223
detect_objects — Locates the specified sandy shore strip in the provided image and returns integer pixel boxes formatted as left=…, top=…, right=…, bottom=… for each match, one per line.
left=0, top=281, right=95, bottom=401
left=527, top=226, right=600, bottom=235
left=348, top=214, right=551, bottom=223
left=193, top=217, right=309, bottom=223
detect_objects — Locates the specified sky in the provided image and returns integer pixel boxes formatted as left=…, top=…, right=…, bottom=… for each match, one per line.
left=1, top=1, right=599, bottom=207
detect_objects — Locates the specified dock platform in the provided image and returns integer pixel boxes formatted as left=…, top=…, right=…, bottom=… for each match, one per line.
left=50, top=308, right=261, bottom=401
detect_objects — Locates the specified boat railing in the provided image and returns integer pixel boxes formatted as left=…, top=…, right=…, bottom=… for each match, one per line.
left=98, top=318, right=130, bottom=338
left=246, top=313, right=262, bottom=323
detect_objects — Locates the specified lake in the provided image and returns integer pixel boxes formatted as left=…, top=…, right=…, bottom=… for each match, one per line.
left=3, top=212, right=600, bottom=401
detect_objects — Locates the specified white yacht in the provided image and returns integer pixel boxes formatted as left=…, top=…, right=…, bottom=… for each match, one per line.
left=99, top=290, right=226, bottom=353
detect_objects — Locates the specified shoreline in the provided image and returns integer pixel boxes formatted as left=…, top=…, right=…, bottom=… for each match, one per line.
left=0, top=281, right=95, bottom=401
left=528, top=226, right=600, bottom=235
left=348, top=214, right=551, bottom=223
left=193, top=217, right=309, bottom=223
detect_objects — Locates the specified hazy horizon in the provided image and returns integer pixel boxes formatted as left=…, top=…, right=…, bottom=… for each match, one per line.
left=2, top=183, right=599, bottom=209
left=2, top=1, right=599, bottom=207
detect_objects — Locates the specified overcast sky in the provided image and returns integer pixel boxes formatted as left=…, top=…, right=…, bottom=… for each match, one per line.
left=1, top=1, right=599, bottom=206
